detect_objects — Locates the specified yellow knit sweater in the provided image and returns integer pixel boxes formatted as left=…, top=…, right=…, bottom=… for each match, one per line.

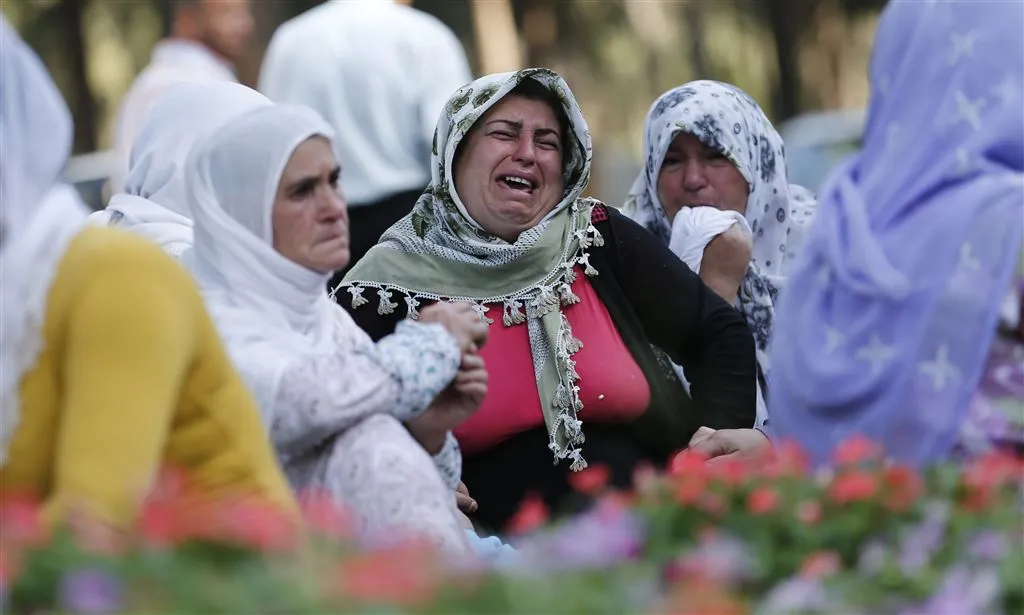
left=0, top=227, right=297, bottom=525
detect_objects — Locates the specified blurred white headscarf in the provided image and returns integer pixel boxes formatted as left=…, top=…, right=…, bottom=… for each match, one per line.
left=90, top=81, right=271, bottom=258
left=0, top=17, right=90, bottom=464
left=187, top=104, right=341, bottom=414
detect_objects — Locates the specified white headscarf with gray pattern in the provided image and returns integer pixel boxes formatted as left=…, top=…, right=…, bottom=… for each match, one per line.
left=624, top=80, right=816, bottom=372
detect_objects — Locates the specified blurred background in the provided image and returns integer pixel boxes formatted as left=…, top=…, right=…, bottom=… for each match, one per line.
left=4, top=0, right=883, bottom=208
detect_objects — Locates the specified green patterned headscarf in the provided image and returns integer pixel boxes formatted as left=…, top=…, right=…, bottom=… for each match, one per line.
left=339, top=68, right=602, bottom=470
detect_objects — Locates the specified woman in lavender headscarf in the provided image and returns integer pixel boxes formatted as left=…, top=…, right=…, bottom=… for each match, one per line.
left=767, top=0, right=1024, bottom=466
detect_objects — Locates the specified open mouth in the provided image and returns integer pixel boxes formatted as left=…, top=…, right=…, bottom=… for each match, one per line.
left=497, top=175, right=536, bottom=194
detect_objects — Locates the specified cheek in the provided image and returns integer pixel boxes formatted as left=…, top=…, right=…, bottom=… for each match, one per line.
left=656, top=168, right=684, bottom=208
left=710, top=167, right=750, bottom=214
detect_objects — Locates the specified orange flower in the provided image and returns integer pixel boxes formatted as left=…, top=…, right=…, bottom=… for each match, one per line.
left=506, top=493, right=548, bottom=535
left=659, top=579, right=746, bottom=615
left=672, top=474, right=708, bottom=506
left=796, top=500, right=822, bottom=525
left=828, top=470, right=879, bottom=504
left=881, top=465, right=924, bottom=512
left=338, top=540, right=441, bottom=607
left=800, top=550, right=841, bottom=579
left=568, top=464, right=611, bottom=495
left=832, top=435, right=881, bottom=466
left=746, top=487, right=779, bottom=515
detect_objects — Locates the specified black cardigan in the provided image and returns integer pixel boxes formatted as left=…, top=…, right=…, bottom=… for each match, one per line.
left=344, top=205, right=756, bottom=525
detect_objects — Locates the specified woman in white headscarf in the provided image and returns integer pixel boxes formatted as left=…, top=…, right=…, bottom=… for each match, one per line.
left=625, top=80, right=817, bottom=427
left=0, top=17, right=297, bottom=527
left=186, top=103, right=490, bottom=556
left=89, top=81, right=271, bottom=258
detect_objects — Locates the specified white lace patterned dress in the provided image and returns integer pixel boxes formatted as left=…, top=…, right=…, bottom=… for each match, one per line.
left=270, top=313, right=468, bottom=554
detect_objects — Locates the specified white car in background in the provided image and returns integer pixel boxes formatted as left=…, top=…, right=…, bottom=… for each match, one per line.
left=65, top=149, right=116, bottom=211
left=778, top=108, right=866, bottom=195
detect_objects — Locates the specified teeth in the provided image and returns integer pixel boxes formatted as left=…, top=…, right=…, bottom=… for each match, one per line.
left=503, top=176, right=532, bottom=189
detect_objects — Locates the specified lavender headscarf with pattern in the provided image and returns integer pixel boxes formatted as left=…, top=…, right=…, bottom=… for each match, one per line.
left=768, top=0, right=1024, bottom=466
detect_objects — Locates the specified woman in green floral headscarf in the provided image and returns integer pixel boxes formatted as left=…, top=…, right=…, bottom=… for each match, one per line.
left=339, top=68, right=757, bottom=530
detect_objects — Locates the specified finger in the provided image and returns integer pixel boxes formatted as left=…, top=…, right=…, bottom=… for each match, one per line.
left=689, top=433, right=729, bottom=458
left=455, top=492, right=478, bottom=513
left=456, top=482, right=470, bottom=497
left=688, top=426, right=716, bottom=448
left=454, top=381, right=488, bottom=400
left=460, top=353, right=485, bottom=370
left=706, top=451, right=744, bottom=467
left=455, top=365, right=488, bottom=381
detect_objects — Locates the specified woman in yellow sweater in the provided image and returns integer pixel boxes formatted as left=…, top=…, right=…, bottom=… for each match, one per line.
left=0, top=17, right=296, bottom=527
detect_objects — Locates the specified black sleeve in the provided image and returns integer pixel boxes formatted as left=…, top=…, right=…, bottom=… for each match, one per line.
left=600, top=207, right=757, bottom=429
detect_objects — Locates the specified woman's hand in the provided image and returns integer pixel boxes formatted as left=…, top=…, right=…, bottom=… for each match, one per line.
left=687, top=426, right=773, bottom=466
left=455, top=481, right=478, bottom=514
left=406, top=353, right=489, bottom=453
left=699, top=225, right=752, bottom=305
left=419, top=302, right=490, bottom=353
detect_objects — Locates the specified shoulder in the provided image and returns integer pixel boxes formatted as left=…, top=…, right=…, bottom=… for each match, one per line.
left=60, top=226, right=198, bottom=296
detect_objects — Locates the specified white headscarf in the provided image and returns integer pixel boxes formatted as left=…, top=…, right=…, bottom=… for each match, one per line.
left=90, top=82, right=272, bottom=258
left=624, top=80, right=817, bottom=372
left=0, top=18, right=90, bottom=464
left=187, top=104, right=341, bottom=415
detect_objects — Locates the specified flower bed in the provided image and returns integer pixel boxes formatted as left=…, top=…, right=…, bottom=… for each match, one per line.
left=2, top=438, right=1022, bottom=615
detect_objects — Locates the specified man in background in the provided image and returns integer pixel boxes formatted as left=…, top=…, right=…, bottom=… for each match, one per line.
left=259, top=0, right=473, bottom=287
left=110, top=0, right=253, bottom=194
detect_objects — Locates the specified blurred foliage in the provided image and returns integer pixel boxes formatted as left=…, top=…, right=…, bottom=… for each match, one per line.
left=2, top=0, right=884, bottom=165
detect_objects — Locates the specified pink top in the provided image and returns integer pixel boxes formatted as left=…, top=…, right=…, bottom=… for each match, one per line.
left=455, top=267, right=651, bottom=456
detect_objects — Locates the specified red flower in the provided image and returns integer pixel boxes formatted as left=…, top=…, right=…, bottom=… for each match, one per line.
left=696, top=492, right=727, bottom=517
left=506, top=493, right=548, bottom=535
left=763, top=440, right=809, bottom=479
left=799, top=550, right=841, bottom=579
left=669, top=449, right=710, bottom=476
left=200, top=496, right=299, bottom=552
left=568, top=464, right=611, bottom=495
left=670, top=450, right=710, bottom=505
left=338, top=540, right=441, bottom=607
left=707, top=457, right=748, bottom=487
left=299, top=491, right=354, bottom=540
left=828, top=470, right=879, bottom=504
left=0, top=494, right=46, bottom=549
left=796, top=500, right=822, bottom=525
left=881, top=465, right=924, bottom=512
left=746, top=487, right=779, bottom=515
left=832, top=435, right=881, bottom=466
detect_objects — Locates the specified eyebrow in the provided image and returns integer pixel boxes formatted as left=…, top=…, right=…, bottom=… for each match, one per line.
left=486, top=118, right=561, bottom=138
left=288, top=165, right=342, bottom=195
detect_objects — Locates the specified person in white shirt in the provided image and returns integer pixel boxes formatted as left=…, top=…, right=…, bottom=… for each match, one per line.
left=110, top=0, right=253, bottom=194
left=258, top=0, right=473, bottom=286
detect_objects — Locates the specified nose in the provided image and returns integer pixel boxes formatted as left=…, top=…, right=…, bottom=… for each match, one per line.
left=322, top=186, right=348, bottom=222
left=512, top=136, right=537, bottom=165
left=681, top=159, right=709, bottom=192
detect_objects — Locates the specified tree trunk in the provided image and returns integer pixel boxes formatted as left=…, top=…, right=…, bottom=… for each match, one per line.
left=683, top=1, right=710, bottom=78
left=469, top=0, right=522, bottom=74
left=765, top=0, right=803, bottom=121
left=61, top=0, right=98, bottom=153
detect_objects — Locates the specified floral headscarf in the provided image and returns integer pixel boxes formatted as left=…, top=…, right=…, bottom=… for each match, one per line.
left=767, top=0, right=1024, bottom=466
left=341, top=68, right=603, bottom=470
left=624, top=81, right=816, bottom=370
